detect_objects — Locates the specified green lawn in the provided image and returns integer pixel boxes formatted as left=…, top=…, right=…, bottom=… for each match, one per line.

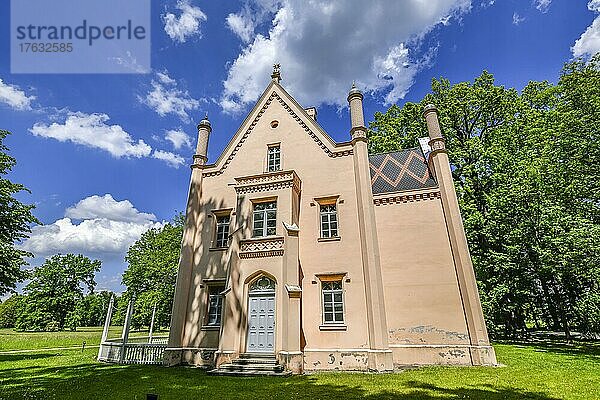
left=0, top=329, right=598, bottom=400
left=0, top=327, right=168, bottom=351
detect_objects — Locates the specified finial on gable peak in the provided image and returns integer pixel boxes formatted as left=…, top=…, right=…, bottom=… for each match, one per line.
left=271, top=63, right=281, bottom=83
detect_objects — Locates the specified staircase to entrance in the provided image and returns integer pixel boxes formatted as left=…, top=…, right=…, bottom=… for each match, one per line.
left=207, top=353, right=291, bottom=377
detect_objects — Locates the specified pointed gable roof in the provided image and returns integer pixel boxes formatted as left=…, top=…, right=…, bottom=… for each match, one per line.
left=203, top=81, right=353, bottom=177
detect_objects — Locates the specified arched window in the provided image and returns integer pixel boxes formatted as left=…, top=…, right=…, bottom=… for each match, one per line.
left=249, top=275, right=276, bottom=293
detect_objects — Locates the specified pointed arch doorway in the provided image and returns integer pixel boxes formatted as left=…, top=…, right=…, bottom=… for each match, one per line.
left=246, top=275, right=276, bottom=353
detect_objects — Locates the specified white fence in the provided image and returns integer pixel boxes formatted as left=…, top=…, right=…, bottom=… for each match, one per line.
left=98, top=336, right=168, bottom=365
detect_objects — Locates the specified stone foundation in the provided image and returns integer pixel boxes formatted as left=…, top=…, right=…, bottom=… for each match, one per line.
left=390, top=344, right=497, bottom=366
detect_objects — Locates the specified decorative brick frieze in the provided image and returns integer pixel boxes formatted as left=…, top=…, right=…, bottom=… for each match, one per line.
left=234, top=170, right=301, bottom=195
left=239, top=236, right=285, bottom=258
left=373, top=191, right=441, bottom=206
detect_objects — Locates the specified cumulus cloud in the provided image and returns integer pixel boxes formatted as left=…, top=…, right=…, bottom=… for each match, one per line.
left=226, top=0, right=280, bottom=43
left=572, top=1, right=600, bottom=57
left=220, top=0, right=471, bottom=113
left=140, top=71, right=201, bottom=122
left=534, top=0, right=551, bottom=13
left=163, top=0, right=207, bottom=43
left=0, top=78, right=35, bottom=111
left=65, top=194, right=156, bottom=223
left=30, top=112, right=152, bottom=158
left=165, top=128, right=193, bottom=150
left=152, top=149, right=186, bottom=168
left=20, top=195, right=162, bottom=258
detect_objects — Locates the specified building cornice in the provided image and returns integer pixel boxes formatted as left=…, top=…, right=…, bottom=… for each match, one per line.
left=373, top=190, right=441, bottom=206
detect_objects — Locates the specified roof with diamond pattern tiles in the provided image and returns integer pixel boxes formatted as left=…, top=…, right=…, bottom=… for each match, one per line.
left=369, top=148, right=438, bottom=195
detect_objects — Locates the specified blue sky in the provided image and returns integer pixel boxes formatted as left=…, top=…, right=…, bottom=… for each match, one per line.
left=1, top=0, right=598, bottom=294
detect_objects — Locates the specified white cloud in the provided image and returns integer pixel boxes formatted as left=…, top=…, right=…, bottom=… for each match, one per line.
left=165, top=128, right=193, bottom=150
left=30, top=112, right=152, bottom=158
left=162, top=0, right=207, bottom=43
left=140, top=71, right=201, bottom=122
left=227, top=12, right=255, bottom=43
left=220, top=0, right=472, bottom=113
left=0, top=78, right=35, bottom=111
left=572, top=1, right=600, bottom=57
left=152, top=149, right=186, bottom=168
left=20, top=195, right=162, bottom=258
left=65, top=194, right=156, bottom=223
left=512, top=12, right=525, bottom=25
left=534, top=0, right=551, bottom=13
left=225, top=1, right=280, bottom=43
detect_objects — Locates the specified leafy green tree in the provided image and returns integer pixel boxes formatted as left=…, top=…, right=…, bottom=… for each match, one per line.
left=122, top=214, right=183, bottom=330
left=67, top=290, right=115, bottom=328
left=15, top=254, right=101, bottom=331
left=0, top=130, right=38, bottom=295
left=0, top=294, right=22, bottom=328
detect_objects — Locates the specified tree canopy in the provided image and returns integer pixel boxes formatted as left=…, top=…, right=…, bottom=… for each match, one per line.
left=15, top=254, right=101, bottom=331
left=368, top=55, right=600, bottom=338
left=0, top=130, right=38, bottom=296
left=121, top=213, right=184, bottom=330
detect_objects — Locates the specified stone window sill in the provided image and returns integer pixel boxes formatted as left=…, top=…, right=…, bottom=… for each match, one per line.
left=209, top=246, right=228, bottom=252
left=201, top=325, right=220, bottom=331
left=319, top=324, right=347, bottom=331
left=317, top=236, right=341, bottom=243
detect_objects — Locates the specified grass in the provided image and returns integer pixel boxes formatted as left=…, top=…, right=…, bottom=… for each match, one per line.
left=0, top=329, right=598, bottom=400
left=0, top=327, right=167, bottom=351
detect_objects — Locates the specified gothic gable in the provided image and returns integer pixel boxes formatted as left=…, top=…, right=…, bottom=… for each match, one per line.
left=203, top=81, right=353, bottom=177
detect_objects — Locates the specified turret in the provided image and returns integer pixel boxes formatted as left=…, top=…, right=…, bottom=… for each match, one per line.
left=194, top=115, right=212, bottom=167
left=347, top=82, right=366, bottom=142
left=423, top=104, right=497, bottom=366
left=347, top=82, right=393, bottom=371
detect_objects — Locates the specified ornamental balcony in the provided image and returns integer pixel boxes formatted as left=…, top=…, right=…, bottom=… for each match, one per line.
left=239, top=236, right=285, bottom=258
left=233, top=170, right=301, bottom=195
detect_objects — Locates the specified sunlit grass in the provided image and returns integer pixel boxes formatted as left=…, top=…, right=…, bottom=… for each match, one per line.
left=0, top=330, right=598, bottom=400
left=0, top=327, right=168, bottom=351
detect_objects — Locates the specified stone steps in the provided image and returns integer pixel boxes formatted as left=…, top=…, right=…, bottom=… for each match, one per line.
left=208, top=353, right=291, bottom=377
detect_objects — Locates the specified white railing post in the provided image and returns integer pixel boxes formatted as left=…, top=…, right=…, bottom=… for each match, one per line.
left=120, top=297, right=134, bottom=363
left=148, top=303, right=157, bottom=343
left=97, top=295, right=114, bottom=360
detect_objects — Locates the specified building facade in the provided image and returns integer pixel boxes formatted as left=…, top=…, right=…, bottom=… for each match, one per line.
left=164, top=68, right=497, bottom=373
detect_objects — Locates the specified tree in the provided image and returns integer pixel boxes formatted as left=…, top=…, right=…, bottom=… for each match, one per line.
left=0, top=294, right=22, bottom=328
left=122, top=214, right=183, bottom=330
left=15, top=254, right=101, bottom=331
left=368, top=58, right=600, bottom=338
left=0, top=130, right=38, bottom=295
left=66, top=290, right=115, bottom=329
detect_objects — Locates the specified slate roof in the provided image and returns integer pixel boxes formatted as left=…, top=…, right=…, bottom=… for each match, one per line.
left=369, top=148, right=437, bottom=195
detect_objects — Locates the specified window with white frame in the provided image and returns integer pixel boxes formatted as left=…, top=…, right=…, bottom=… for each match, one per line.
left=267, top=145, right=281, bottom=172
left=322, top=279, right=344, bottom=324
left=253, top=201, right=277, bottom=237
left=215, top=214, right=230, bottom=248
left=206, top=286, right=224, bottom=326
left=320, top=203, right=338, bottom=238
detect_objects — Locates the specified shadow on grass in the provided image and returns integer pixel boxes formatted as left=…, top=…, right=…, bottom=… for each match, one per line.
left=0, top=359, right=561, bottom=400
left=0, top=353, right=62, bottom=363
left=498, top=339, right=600, bottom=362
